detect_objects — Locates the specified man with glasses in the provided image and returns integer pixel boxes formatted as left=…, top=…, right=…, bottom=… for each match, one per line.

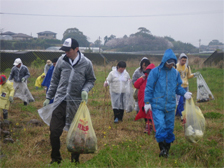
left=144, top=49, right=192, bottom=158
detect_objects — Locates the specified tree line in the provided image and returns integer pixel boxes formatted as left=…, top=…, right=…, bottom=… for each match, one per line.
left=1, top=27, right=198, bottom=53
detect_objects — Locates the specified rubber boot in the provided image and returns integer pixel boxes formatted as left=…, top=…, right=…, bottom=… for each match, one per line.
left=118, top=109, right=124, bottom=121
left=158, top=141, right=167, bottom=157
left=113, top=109, right=119, bottom=120
left=71, top=153, right=80, bottom=163
left=165, top=143, right=171, bottom=158
left=3, top=112, right=8, bottom=120
left=113, top=109, right=119, bottom=123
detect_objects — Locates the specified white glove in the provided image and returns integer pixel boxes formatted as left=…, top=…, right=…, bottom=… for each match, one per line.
left=193, top=72, right=200, bottom=77
left=9, top=96, right=14, bottom=103
left=104, top=81, right=109, bottom=87
left=21, top=77, right=26, bottom=82
left=43, top=99, right=50, bottom=106
left=144, top=104, right=152, bottom=114
left=184, top=92, right=192, bottom=100
left=81, top=91, right=88, bottom=103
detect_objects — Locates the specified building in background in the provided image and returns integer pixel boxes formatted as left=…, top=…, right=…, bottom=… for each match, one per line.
left=37, top=31, right=57, bottom=39
left=0, top=31, right=16, bottom=40
left=0, top=31, right=33, bottom=41
left=12, top=33, right=33, bottom=41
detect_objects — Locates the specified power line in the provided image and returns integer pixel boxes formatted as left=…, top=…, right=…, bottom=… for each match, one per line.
left=0, top=10, right=222, bottom=18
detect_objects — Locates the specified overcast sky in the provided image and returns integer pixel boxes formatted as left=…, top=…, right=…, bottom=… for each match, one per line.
left=0, top=0, right=223, bottom=47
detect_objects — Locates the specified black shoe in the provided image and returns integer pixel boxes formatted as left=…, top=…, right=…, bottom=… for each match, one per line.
left=71, top=153, right=80, bottom=163
left=50, top=159, right=61, bottom=164
left=114, top=118, right=119, bottom=123
left=24, top=102, right=27, bottom=106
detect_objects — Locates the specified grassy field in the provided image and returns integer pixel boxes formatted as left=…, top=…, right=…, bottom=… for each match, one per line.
left=0, top=57, right=223, bottom=167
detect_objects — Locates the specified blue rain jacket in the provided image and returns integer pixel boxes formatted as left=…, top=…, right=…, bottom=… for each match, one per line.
left=175, top=96, right=184, bottom=116
left=144, top=49, right=186, bottom=112
left=42, top=65, right=54, bottom=104
left=42, top=65, right=54, bottom=91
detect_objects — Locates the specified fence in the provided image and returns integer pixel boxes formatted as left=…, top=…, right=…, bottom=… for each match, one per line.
left=0, top=51, right=163, bottom=72
left=0, top=50, right=210, bottom=72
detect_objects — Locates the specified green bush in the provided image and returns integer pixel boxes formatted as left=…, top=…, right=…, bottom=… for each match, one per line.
left=31, top=57, right=45, bottom=68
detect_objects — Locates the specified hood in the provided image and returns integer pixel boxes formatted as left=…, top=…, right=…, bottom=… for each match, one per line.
left=179, top=53, right=188, bottom=60
left=41, top=73, right=46, bottom=77
left=146, top=63, right=156, bottom=70
left=178, top=53, right=189, bottom=66
left=158, top=49, right=177, bottom=69
left=144, top=63, right=156, bottom=74
left=139, top=57, right=149, bottom=67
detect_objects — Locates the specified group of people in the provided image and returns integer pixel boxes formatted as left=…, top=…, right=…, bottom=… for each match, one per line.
left=0, top=58, right=35, bottom=119
left=104, top=49, right=197, bottom=158
left=0, top=55, right=59, bottom=120
left=35, top=58, right=58, bottom=91
left=1, top=37, right=198, bottom=165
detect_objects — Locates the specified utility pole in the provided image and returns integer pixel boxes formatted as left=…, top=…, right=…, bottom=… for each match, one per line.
left=199, top=39, right=201, bottom=53
left=99, top=36, right=101, bottom=53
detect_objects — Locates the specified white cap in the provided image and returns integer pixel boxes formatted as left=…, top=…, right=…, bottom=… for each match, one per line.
left=13, top=58, right=22, bottom=66
left=59, top=38, right=79, bottom=51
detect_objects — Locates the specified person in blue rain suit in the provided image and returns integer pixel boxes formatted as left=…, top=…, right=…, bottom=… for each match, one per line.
left=41, top=58, right=58, bottom=104
left=144, top=49, right=192, bottom=158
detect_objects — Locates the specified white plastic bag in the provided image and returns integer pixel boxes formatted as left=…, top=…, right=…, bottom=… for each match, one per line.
left=38, top=103, right=55, bottom=126
left=13, top=82, right=35, bottom=103
left=182, top=98, right=206, bottom=143
left=125, top=80, right=135, bottom=113
left=196, top=74, right=214, bottom=103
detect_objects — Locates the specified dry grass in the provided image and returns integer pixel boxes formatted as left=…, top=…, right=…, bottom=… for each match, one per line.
left=1, top=58, right=223, bottom=167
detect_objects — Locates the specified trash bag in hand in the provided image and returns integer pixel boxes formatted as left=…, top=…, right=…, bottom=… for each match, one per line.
left=196, top=73, right=214, bottom=103
left=182, top=98, right=205, bottom=143
left=66, top=101, right=97, bottom=154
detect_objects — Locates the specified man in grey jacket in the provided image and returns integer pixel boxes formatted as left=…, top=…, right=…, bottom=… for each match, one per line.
left=43, top=38, right=96, bottom=164
left=9, top=58, right=34, bottom=105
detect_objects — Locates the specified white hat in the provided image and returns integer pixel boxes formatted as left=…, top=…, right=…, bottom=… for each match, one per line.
left=13, top=58, right=22, bottom=66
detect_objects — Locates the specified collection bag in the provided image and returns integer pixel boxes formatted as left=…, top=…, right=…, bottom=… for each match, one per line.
left=133, top=88, right=138, bottom=101
left=196, top=73, right=214, bottom=103
left=66, top=101, right=97, bottom=154
left=182, top=98, right=206, bottom=143
left=13, top=82, right=35, bottom=103
left=125, top=80, right=135, bottom=113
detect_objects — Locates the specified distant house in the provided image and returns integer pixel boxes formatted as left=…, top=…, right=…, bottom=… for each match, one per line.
left=37, top=31, right=57, bottom=39
left=207, top=40, right=224, bottom=51
left=12, top=33, right=33, bottom=41
left=207, top=44, right=224, bottom=51
left=0, top=31, right=16, bottom=40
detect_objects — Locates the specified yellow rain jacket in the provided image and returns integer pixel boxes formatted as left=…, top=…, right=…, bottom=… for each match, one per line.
left=176, top=63, right=194, bottom=88
left=0, top=81, right=15, bottom=110
left=35, top=73, right=46, bottom=88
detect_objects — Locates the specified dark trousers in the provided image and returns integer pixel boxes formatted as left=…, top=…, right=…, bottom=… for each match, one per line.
left=3, top=109, right=8, bottom=119
left=50, top=101, right=79, bottom=162
left=113, top=109, right=124, bottom=121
